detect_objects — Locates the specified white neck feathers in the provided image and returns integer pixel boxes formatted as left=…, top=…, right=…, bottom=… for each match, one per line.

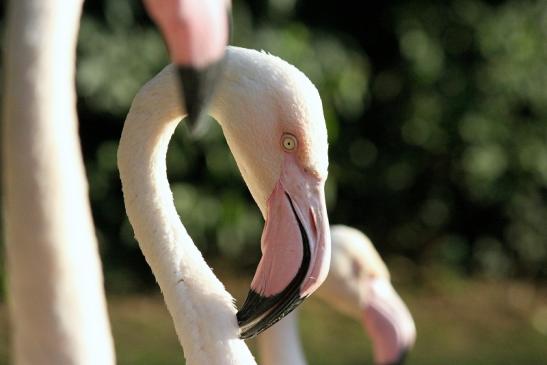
left=118, top=63, right=256, bottom=365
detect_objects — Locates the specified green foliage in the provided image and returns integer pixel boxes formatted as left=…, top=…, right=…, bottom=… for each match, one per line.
left=68, top=0, right=547, bottom=285
left=77, top=2, right=168, bottom=114
left=386, top=0, right=547, bottom=277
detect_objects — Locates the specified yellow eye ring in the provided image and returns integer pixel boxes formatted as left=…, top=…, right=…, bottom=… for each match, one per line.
left=281, top=134, right=298, bottom=151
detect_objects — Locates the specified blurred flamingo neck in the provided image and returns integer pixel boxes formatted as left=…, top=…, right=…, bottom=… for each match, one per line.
left=3, top=0, right=115, bottom=363
left=258, top=311, right=307, bottom=365
left=118, top=64, right=256, bottom=364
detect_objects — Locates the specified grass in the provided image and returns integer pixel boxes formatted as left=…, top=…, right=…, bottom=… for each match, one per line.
left=0, top=273, right=546, bottom=364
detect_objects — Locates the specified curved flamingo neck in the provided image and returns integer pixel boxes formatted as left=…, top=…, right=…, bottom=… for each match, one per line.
left=257, top=311, right=307, bottom=365
left=118, top=64, right=256, bottom=365
left=2, top=0, right=114, bottom=363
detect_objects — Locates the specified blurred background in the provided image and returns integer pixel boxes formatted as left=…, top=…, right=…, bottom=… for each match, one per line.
left=1, top=0, right=547, bottom=364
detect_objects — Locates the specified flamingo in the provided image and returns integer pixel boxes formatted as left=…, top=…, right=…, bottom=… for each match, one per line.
left=118, top=46, right=331, bottom=363
left=258, top=225, right=416, bottom=365
left=2, top=0, right=229, bottom=363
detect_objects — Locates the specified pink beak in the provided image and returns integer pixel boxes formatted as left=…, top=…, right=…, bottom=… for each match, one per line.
left=144, top=0, right=230, bottom=128
left=237, top=155, right=331, bottom=338
left=362, top=278, right=416, bottom=365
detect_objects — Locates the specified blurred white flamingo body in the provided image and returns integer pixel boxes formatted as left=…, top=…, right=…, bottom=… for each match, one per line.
left=2, top=0, right=115, bottom=364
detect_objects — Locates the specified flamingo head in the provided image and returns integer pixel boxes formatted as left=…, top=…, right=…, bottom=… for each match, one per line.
left=317, top=225, right=416, bottom=365
left=211, top=47, right=331, bottom=339
left=144, top=0, right=230, bottom=129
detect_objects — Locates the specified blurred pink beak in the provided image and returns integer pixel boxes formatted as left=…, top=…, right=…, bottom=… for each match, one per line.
left=144, top=0, right=229, bottom=129
left=362, top=278, right=416, bottom=365
left=237, top=155, right=331, bottom=338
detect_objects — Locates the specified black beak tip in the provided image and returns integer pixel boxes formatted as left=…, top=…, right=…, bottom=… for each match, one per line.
left=177, top=60, right=225, bottom=134
left=237, top=193, right=312, bottom=339
left=236, top=289, right=307, bottom=339
left=183, top=109, right=203, bottom=134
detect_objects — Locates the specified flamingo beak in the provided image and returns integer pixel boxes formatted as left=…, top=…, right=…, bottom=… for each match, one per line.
left=362, top=278, right=416, bottom=365
left=144, top=0, right=230, bottom=130
left=178, top=61, right=225, bottom=131
left=237, top=156, right=331, bottom=338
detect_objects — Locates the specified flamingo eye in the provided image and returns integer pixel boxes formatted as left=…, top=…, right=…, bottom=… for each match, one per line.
left=281, top=134, right=297, bottom=151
